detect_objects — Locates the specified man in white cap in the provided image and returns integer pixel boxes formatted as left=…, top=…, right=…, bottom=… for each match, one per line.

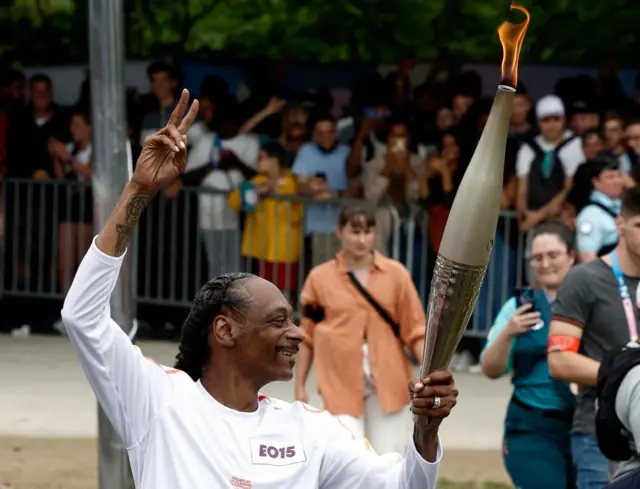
left=515, top=95, right=585, bottom=234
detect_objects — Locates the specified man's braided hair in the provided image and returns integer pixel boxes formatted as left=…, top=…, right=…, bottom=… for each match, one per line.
left=174, top=273, right=253, bottom=381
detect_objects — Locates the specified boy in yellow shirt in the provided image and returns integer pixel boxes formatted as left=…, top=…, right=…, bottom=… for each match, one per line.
left=228, top=142, right=302, bottom=300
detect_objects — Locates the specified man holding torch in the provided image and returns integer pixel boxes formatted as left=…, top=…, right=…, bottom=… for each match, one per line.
left=60, top=89, right=458, bottom=489
left=57, top=4, right=532, bottom=487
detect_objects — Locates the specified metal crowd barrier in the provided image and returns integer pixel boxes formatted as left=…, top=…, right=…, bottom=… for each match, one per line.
left=0, top=179, right=526, bottom=338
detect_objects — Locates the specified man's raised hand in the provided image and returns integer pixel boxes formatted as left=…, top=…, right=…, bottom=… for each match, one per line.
left=132, top=89, right=199, bottom=192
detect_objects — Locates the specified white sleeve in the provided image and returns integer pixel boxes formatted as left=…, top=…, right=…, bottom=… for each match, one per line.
left=185, top=138, right=213, bottom=173
left=319, top=416, right=441, bottom=489
left=515, top=144, right=534, bottom=178
left=187, top=122, right=207, bottom=149
left=61, top=239, right=172, bottom=449
left=560, top=139, right=585, bottom=178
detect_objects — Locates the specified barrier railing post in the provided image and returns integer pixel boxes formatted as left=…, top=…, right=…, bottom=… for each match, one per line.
left=2, top=178, right=531, bottom=341
left=405, top=210, right=416, bottom=276
left=0, top=180, right=5, bottom=300
left=388, top=205, right=402, bottom=260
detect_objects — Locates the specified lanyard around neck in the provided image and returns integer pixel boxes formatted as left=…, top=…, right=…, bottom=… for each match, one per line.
left=610, top=250, right=638, bottom=342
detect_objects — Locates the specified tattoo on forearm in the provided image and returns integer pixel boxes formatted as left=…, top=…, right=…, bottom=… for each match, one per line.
left=125, top=194, right=149, bottom=225
left=114, top=224, right=132, bottom=256
left=113, top=193, right=151, bottom=256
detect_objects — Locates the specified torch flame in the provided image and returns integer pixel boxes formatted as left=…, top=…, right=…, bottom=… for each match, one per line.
left=497, top=3, right=531, bottom=87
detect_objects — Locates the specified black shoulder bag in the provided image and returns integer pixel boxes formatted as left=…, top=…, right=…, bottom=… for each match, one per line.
left=347, top=271, right=419, bottom=366
left=596, top=343, right=640, bottom=461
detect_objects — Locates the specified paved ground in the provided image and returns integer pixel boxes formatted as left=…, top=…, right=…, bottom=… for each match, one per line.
left=0, top=335, right=514, bottom=488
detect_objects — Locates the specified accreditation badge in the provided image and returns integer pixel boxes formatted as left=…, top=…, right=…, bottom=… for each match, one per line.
left=578, top=220, right=593, bottom=235
left=240, top=181, right=258, bottom=213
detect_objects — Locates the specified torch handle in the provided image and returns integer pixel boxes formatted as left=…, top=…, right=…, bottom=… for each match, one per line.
left=413, top=255, right=489, bottom=430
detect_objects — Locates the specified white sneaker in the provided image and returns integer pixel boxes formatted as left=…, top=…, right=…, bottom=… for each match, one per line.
left=468, top=363, right=483, bottom=374
left=53, top=319, right=67, bottom=335
left=11, top=324, right=31, bottom=339
left=452, top=350, right=473, bottom=372
left=450, top=352, right=461, bottom=370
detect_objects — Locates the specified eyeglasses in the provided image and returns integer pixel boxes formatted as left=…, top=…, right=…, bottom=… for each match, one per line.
left=528, top=250, right=567, bottom=265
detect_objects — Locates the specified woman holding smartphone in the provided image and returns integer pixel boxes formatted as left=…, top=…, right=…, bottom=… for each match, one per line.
left=480, top=220, right=577, bottom=489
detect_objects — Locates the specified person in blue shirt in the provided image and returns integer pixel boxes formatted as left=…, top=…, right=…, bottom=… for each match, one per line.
left=292, top=114, right=350, bottom=269
left=481, top=221, right=577, bottom=489
left=576, top=156, right=625, bottom=262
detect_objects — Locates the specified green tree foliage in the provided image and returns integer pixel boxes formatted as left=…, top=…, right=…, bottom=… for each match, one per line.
left=2, top=0, right=639, bottom=66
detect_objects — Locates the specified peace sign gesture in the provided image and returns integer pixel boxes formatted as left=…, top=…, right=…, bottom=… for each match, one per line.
left=132, top=89, right=200, bottom=192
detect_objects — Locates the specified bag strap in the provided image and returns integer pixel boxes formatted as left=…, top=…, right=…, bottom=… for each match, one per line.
left=527, top=138, right=545, bottom=159
left=347, top=271, right=401, bottom=339
left=555, top=134, right=578, bottom=153
left=588, top=200, right=618, bottom=219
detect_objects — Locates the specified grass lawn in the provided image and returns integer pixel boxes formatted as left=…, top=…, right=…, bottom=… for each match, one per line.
left=439, top=480, right=513, bottom=489
left=0, top=436, right=516, bottom=489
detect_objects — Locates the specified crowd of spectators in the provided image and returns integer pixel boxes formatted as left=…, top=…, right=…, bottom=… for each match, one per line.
left=3, top=59, right=640, bottom=367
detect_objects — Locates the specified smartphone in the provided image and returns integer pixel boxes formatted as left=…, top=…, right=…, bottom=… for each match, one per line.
left=315, top=172, right=327, bottom=181
left=515, top=287, right=544, bottom=331
left=515, top=287, right=535, bottom=310
left=391, top=138, right=407, bottom=153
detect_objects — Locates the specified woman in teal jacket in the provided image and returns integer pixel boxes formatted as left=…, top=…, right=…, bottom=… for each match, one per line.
left=481, top=221, right=576, bottom=489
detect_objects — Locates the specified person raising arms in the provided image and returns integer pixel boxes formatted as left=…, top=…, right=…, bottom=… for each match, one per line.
left=60, top=89, right=459, bottom=489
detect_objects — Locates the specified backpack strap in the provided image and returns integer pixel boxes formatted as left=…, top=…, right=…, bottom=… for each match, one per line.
left=548, top=135, right=577, bottom=177
left=554, top=134, right=579, bottom=153
left=527, top=137, right=545, bottom=159
left=587, top=200, right=618, bottom=219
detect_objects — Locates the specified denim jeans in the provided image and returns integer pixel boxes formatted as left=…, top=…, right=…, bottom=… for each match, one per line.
left=201, top=229, right=241, bottom=278
left=571, top=433, right=609, bottom=489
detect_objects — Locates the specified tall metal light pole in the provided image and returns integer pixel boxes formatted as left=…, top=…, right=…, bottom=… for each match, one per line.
left=89, top=0, right=136, bottom=488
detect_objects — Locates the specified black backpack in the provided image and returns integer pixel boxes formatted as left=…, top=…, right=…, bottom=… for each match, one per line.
left=526, top=136, right=578, bottom=210
left=606, top=467, right=640, bottom=489
left=596, top=343, right=640, bottom=461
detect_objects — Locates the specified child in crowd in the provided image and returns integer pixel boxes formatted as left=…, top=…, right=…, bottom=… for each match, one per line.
left=228, top=142, right=302, bottom=302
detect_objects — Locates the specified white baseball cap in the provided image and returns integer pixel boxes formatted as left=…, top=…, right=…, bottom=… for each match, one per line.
left=536, top=95, right=565, bottom=119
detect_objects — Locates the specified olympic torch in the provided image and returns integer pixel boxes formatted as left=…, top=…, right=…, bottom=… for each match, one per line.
left=417, top=4, right=531, bottom=423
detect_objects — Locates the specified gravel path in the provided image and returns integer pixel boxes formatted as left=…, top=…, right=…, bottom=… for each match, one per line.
left=0, top=335, right=513, bottom=488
